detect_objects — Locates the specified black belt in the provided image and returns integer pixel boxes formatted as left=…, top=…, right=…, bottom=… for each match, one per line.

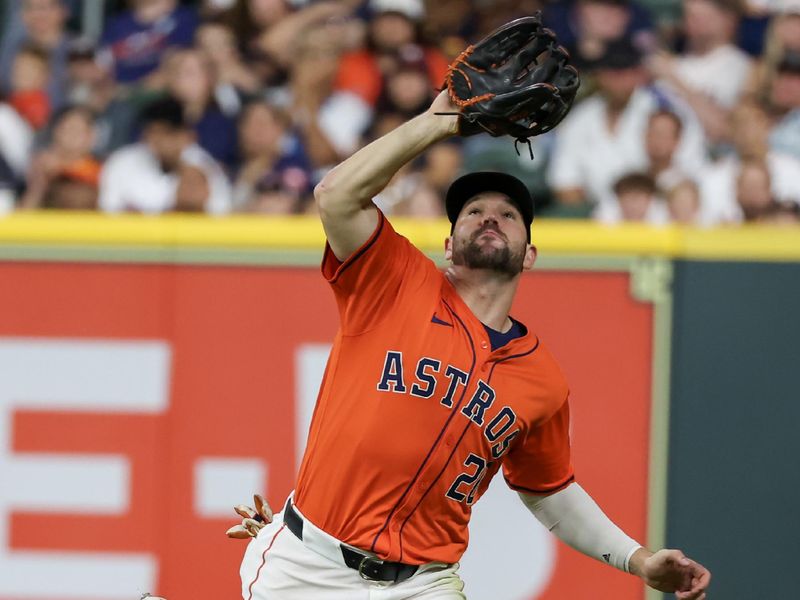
left=283, top=500, right=418, bottom=584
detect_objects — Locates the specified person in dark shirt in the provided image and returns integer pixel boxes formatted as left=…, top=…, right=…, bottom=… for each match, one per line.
left=101, top=0, right=198, bottom=84
left=164, top=47, right=238, bottom=170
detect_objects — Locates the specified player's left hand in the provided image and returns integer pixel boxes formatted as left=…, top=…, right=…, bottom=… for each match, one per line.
left=636, top=548, right=711, bottom=599
left=225, top=494, right=274, bottom=539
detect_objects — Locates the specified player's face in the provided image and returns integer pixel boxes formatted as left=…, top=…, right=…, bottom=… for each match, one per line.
left=448, top=193, right=533, bottom=276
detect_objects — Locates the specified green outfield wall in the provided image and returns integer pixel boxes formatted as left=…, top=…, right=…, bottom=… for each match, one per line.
left=664, top=261, right=800, bottom=600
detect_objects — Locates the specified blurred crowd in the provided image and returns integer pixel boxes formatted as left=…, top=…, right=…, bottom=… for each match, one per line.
left=0, top=0, right=798, bottom=225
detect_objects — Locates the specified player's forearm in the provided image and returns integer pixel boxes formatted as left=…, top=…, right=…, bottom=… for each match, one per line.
left=519, top=483, right=642, bottom=573
left=315, top=108, right=458, bottom=217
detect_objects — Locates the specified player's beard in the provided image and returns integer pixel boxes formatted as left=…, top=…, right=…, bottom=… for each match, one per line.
left=452, top=224, right=526, bottom=277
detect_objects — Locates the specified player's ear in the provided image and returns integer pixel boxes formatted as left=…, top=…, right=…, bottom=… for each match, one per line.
left=444, top=236, right=453, bottom=261
left=522, top=243, right=537, bottom=271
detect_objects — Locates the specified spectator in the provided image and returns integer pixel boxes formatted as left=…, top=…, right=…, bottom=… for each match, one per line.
left=218, top=0, right=359, bottom=92
left=319, top=0, right=449, bottom=158
left=735, top=159, right=776, bottom=221
left=101, top=0, right=198, bottom=85
left=699, top=100, right=800, bottom=223
left=422, top=0, right=477, bottom=58
left=8, top=44, right=51, bottom=130
left=287, top=20, right=351, bottom=169
left=544, top=0, right=656, bottom=72
left=0, top=101, right=34, bottom=181
left=232, top=99, right=312, bottom=211
left=99, top=96, right=231, bottom=213
left=762, top=200, right=800, bottom=224
left=666, top=179, right=702, bottom=224
left=63, top=38, right=138, bottom=157
left=20, top=104, right=101, bottom=209
left=244, top=171, right=306, bottom=214
left=767, top=49, right=800, bottom=159
left=195, top=19, right=261, bottom=105
left=0, top=0, right=74, bottom=110
left=548, top=36, right=707, bottom=216
left=373, top=141, right=460, bottom=218
left=645, top=109, right=701, bottom=190
left=649, top=0, right=752, bottom=143
left=164, top=47, right=239, bottom=169
left=0, top=156, right=17, bottom=213
left=220, top=0, right=292, bottom=79
left=371, top=44, right=437, bottom=129
left=742, top=2, right=800, bottom=101
left=596, top=171, right=669, bottom=224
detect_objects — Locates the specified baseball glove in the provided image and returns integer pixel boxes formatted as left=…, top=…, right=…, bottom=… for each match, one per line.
left=442, top=13, right=579, bottom=149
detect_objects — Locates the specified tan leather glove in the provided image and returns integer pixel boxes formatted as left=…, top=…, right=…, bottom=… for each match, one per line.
left=226, top=494, right=274, bottom=539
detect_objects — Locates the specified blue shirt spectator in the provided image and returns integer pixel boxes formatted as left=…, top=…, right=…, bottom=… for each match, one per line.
left=101, top=0, right=198, bottom=83
left=194, top=104, right=239, bottom=170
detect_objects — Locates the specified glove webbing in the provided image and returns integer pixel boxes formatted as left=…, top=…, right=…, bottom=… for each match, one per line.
left=445, top=45, right=495, bottom=108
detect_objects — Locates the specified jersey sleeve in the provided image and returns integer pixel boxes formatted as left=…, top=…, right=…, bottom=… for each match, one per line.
left=502, top=397, right=574, bottom=495
left=321, top=210, right=430, bottom=335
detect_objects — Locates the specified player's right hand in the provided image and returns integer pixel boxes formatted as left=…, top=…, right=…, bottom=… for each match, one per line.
left=225, top=494, right=274, bottom=539
left=638, top=548, right=711, bottom=599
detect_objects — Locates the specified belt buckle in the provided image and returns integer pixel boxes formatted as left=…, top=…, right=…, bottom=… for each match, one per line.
left=357, top=555, right=384, bottom=581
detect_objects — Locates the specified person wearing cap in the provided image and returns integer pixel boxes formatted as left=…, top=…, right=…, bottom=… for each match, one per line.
left=548, top=35, right=707, bottom=216
left=236, top=89, right=711, bottom=599
left=318, top=0, right=449, bottom=159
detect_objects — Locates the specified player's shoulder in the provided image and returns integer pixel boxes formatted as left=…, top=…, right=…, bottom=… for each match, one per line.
left=383, top=217, right=441, bottom=271
left=529, top=336, right=571, bottom=403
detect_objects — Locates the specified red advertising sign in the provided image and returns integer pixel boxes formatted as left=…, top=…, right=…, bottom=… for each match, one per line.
left=0, top=262, right=652, bottom=600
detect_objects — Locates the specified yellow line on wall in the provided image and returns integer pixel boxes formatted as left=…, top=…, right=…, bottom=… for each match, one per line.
left=0, top=212, right=798, bottom=261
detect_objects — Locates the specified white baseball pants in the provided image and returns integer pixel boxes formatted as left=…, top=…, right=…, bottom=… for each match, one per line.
left=239, top=507, right=466, bottom=600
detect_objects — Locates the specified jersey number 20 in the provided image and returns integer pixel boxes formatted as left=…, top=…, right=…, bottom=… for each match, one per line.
left=446, top=453, right=489, bottom=505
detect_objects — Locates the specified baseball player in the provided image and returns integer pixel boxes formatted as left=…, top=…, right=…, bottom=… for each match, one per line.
left=231, top=84, right=711, bottom=600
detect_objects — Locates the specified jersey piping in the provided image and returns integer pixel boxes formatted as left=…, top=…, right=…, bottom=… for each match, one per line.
left=395, top=335, right=543, bottom=560
left=369, top=298, right=477, bottom=553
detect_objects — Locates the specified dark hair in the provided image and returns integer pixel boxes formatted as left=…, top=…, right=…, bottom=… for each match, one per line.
left=239, top=97, right=291, bottom=129
left=777, top=49, right=800, bottom=75
left=139, top=96, right=186, bottom=129
left=15, top=42, right=50, bottom=64
left=49, top=104, right=95, bottom=129
left=613, top=172, right=656, bottom=196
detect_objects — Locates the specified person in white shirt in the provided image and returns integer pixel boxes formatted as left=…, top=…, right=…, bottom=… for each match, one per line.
left=548, top=36, right=707, bottom=217
left=768, top=50, right=800, bottom=160
left=99, top=96, right=231, bottom=214
left=645, top=109, right=703, bottom=191
left=648, top=0, right=752, bottom=143
left=698, top=100, right=800, bottom=224
left=0, top=101, right=33, bottom=178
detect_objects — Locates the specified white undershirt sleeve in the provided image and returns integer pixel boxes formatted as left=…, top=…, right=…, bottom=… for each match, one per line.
left=519, top=483, right=642, bottom=573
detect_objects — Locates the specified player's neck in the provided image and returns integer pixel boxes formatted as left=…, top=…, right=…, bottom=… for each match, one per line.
left=445, top=267, right=519, bottom=332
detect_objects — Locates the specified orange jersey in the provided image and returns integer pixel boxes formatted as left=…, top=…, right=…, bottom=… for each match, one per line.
left=294, top=212, right=573, bottom=565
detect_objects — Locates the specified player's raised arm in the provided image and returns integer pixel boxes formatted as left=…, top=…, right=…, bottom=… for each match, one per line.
left=314, top=92, right=459, bottom=261
left=520, top=485, right=711, bottom=599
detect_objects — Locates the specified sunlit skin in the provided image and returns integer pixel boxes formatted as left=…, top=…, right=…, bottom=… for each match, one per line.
left=446, top=192, right=535, bottom=277
left=443, top=193, right=537, bottom=332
